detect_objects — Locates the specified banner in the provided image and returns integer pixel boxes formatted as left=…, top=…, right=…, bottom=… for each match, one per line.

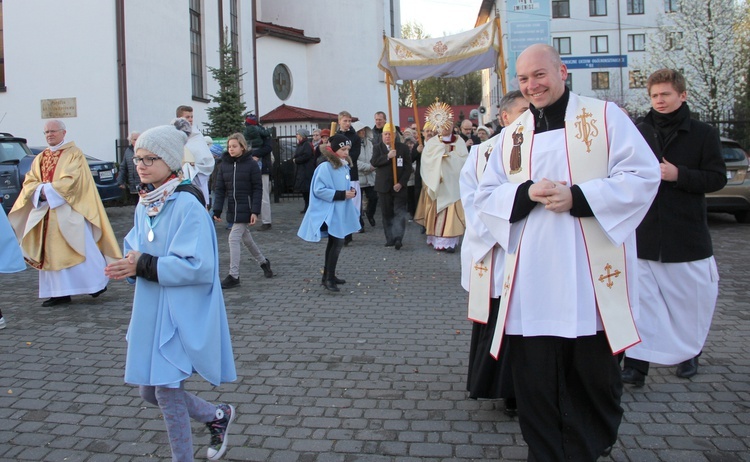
left=378, top=21, right=501, bottom=82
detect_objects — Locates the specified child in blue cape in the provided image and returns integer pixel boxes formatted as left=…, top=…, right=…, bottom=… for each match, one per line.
left=105, top=122, right=237, bottom=461
left=0, top=206, right=26, bottom=329
left=297, top=134, right=361, bottom=292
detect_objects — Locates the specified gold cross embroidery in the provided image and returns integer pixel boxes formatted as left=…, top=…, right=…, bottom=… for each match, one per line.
left=503, top=274, right=511, bottom=296
left=598, top=263, right=621, bottom=288
left=575, top=107, right=599, bottom=153
left=474, top=262, right=489, bottom=278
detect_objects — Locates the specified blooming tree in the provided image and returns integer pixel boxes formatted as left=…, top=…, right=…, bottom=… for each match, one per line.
left=640, top=0, right=749, bottom=122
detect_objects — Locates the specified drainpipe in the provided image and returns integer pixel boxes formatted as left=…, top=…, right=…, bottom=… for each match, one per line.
left=251, top=0, right=259, bottom=118
left=115, top=0, right=128, bottom=160
left=218, top=0, right=224, bottom=67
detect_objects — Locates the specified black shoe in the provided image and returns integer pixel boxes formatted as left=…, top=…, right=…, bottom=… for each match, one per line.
left=90, top=286, right=107, bottom=298
left=394, top=239, right=402, bottom=250
left=259, top=224, right=272, bottom=231
left=368, top=216, right=376, bottom=227
left=344, top=234, right=352, bottom=245
left=260, top=259, right=273, bottom=278
left=675, top=356, right=699, bottom=378
left=601, top=445, right=613, bottom=457
left=221, top=275, right=240, bottom=289
left=503, top=398, right=517, bottom=418
left=331, top=275, right=346, bottom=284
left=621, top=367, right=646, bottom=387
left=42, top=296, right=72, bottom=307
left=384, top=241, right=395, bottom=247
left=444, top=247, right=455, bottom=253
left=322, top=279, right=340, bottom=292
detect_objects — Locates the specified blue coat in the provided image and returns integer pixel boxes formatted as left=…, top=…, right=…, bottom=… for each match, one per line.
left=123, top=189, right=236, bottom=387
left=0, top=207, right=25, bottom=273
left=297, top=160, right=361, bottom=241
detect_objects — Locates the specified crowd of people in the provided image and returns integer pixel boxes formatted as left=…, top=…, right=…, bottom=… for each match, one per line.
left=0, top=42, right=728, bottom=461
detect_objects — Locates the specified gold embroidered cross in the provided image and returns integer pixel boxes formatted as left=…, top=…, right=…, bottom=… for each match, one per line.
left=503, top=275, right=511, bottom=296
left=598, top=263, right=621, bottom=288
left=474, top=262, right=489, bottom=278
left=575, top=107, right=599, bottom=153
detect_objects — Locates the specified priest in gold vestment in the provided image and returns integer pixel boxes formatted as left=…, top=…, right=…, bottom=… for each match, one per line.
left=414, top=102, right=468, bottom=252
left=9, top=120, right=122, bottom=307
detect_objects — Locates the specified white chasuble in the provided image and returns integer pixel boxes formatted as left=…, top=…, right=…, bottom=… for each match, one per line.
left=475, top=93, right=661, bottom=359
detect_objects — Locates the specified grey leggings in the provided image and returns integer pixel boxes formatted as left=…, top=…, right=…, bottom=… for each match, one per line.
left=139, top=384, right=217, bottom=462
left=228, top=223, right=266, bottom=278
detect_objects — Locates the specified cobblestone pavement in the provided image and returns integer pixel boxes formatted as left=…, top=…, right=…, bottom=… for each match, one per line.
left=1, top=199, right=748, bottom=462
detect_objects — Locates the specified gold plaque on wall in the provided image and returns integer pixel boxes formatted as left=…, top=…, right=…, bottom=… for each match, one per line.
left=41, top=98, right=77, bottom=119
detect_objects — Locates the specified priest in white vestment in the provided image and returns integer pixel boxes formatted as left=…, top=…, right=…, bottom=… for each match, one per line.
left=475, top=44, right=660, bottom=461
left=459, top=90, right=528, bottom=416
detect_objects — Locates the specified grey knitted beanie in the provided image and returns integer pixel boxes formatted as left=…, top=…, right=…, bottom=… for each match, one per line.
left=134, top=124, right=189, bottom=172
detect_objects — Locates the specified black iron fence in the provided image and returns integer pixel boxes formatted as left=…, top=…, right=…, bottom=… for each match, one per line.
left=693, top=109, right=750, bottom=150
left=267, top=124, right=329, bottom=202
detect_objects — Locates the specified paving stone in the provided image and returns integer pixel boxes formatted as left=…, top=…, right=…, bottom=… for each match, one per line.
left=1, top=204, right=748, bottom=460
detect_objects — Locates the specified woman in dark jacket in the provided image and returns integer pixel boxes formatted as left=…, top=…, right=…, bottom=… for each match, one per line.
left=293, top=129, right=316, bottom=213
left=212, top=133, right=273, bottom=288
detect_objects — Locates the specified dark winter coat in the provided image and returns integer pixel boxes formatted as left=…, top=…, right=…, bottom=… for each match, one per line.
left=249, top=137, right=274, bottom=175
left=117, top=145, right=140, bottom=194
left=635, top=104, right=727, bottom=263
left=293, top=137, right=315, bottom=193
left=212, top=150, right=263, bottom=224
left=371, top=141, right=412, bottom=193
left=337, top=127, right=361, bottom=182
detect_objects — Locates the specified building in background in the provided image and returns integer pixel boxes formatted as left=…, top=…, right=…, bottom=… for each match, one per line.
left=476, top=0, right=664, bottom=116
left=0, top=0, right=400, bottom=161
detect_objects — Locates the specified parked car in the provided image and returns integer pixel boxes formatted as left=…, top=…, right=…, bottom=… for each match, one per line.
left=0, top=132, right=122, bottom=214
left=706, top=137, right=750, bottom=223
left=0, top=133, right=35, bottom=214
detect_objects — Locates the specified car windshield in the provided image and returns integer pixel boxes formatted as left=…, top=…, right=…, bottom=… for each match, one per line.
left=0, top=141, right=33, bottom=163
left=721, top=144, right=747, bottom=163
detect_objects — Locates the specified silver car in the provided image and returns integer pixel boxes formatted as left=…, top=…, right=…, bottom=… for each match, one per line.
left=706, top=138, right=750, bottom=223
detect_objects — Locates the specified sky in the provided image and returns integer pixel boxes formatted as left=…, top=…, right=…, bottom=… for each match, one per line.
left=400, top=0, right=484, bottom=38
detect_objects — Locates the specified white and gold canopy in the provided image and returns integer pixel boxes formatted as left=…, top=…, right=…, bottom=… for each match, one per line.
left=378, top=21, right=501, bottom=82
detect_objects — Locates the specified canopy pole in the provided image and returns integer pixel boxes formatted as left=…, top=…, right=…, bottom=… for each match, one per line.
left=409, top=81, right=422, bottom=148
left=495, top=16, right=508, bottom=95
left=385, top=73, right=397, bottom=186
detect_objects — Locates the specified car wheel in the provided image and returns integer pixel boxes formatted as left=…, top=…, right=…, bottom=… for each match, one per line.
left=734, top=210, right=750, bottom=223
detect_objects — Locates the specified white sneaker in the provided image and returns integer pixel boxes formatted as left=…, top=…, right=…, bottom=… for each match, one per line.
left=0, top=317, right=6, bottom=329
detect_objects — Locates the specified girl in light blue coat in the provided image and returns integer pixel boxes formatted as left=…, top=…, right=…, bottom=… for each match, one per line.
left=0, top=206, right=26, bottom=329
left=105, top=123, right=236, bottom=461
left=298, top=134, right=361, bottom=292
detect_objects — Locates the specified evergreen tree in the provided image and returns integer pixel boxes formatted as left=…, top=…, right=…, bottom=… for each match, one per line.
left=205, top=32, right=246, bottom=137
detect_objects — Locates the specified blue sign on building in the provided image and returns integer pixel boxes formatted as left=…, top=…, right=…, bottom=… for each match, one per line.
left=562, top=55, right=628, bottom=69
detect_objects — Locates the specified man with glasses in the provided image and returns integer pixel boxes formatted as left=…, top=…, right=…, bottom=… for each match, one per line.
left=9, top=119, right=122, bottom=307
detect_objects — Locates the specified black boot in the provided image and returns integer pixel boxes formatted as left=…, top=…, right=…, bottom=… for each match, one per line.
left=323, top=279, right=340, bottom=292
left=621, top=367, right=646, bottom=387
left=260, top=259, right=273, bottom=278
left=676, top=356, right=699, bottom=378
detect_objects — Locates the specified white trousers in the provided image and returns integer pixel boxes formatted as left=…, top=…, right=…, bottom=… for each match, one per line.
left=626, top=257, right=719, bottom=365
